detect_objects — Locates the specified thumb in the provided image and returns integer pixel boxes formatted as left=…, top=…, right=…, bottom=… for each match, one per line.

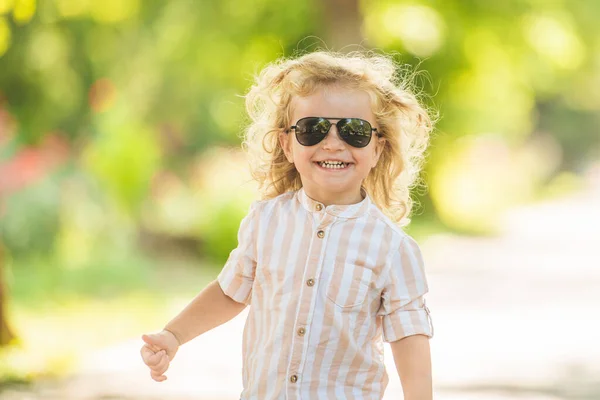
left=142, top=334, right=165, bottom=351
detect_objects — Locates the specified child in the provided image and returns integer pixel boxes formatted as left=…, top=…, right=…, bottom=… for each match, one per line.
left=141, top=51, right=435, bottom=400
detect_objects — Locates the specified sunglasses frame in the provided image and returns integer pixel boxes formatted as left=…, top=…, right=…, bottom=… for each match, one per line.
left=287, top=116, right=382, bottom=148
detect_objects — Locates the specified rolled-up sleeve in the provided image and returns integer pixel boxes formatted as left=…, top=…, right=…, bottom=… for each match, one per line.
left=378, top=235, right=433, bottom=342
left=217, top=201, right=261, bottom=305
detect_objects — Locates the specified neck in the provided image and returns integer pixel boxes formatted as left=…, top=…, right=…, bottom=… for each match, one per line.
left=303, top=186, right=364, bottom=206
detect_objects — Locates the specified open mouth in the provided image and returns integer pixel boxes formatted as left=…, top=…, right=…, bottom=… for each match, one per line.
left=315, top=161, right=352, bottom=169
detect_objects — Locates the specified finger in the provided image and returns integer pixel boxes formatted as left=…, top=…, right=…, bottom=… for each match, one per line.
left=151, top=355, right=170, bottom=376
left=149, top=350, right=167, bottom=367
left=140, top=346, right=154, bottom=365
left=142, top=334, right=162, bottom=352
left=140, top=346, right=155, bottom=365
left=144, top=349, right=166, bottom=367
left=140, top=344, right=157, bottom=360
left=149, top=344, right=161, bottom=353
left=148, top=352, right=168, bottom=371
left=141, top=340, right=161, bottom=355
left=151, top=370, right=167, bottom=382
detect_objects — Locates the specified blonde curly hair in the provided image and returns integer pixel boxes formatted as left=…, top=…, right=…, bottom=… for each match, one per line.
left=243, top=50, right=434, bottom=226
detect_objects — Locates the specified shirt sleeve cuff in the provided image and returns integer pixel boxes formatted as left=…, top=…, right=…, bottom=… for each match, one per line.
left=217, top=271, right=253, bottom=305
left=382, top=307, right=433, bottom=342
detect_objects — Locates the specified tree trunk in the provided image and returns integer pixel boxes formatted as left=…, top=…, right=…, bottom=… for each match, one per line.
left=322, top=0, right=365, bottom=51
left=0, top=242, right=16, bottom=346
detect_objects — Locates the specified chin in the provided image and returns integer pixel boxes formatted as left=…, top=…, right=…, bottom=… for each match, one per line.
left=316, top=181, right=353, bottom=193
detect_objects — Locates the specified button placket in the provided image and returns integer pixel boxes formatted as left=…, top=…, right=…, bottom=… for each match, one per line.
left=287, top=213, right=331, bottom=393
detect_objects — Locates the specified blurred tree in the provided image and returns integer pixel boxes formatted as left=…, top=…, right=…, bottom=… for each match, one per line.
left=322, top=0, right=363, bottom=50
left=0, top=0, right=598, bottom=321
left=0, top=242, right=15, bottom=346
left=0, top=133, right=69, bottom=346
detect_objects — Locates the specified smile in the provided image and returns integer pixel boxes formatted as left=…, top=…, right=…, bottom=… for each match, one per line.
left=315, top=161, right=352, bottom=169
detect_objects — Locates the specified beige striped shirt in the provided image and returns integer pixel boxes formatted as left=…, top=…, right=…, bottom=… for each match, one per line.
left=218, top=188, right=433, bottom=400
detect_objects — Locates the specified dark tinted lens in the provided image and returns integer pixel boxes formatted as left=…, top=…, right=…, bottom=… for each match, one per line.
left=295, top=117, right=330, bottom=146
left=337, top=118, right=372, bottom=148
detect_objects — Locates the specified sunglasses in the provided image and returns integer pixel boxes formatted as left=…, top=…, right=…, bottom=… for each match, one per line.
left=287, top=117, right=381, bottom=148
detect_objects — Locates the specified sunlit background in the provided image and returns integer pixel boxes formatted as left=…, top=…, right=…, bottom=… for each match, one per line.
left=1, top=0, right=599, bottom=399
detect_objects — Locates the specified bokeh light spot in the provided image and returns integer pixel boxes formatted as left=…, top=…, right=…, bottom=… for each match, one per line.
left=381, top=4, right=445, bottom=57
left=26, top=27, right=67, bottom=70
left=90, top=0, right=139, bottom=23
left=55, top=0, right=91, bottom=18
left=12, top=0, right=35, bottom=24
left=0, top=0, right=14, bottom=15
left=524, top=14, right=585, bottom=70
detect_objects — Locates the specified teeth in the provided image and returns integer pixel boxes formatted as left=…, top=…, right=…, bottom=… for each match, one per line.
left=318, top=161, right=348, bottom=169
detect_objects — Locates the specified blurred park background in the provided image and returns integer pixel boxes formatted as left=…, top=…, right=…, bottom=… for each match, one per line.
left=0, top=0, right=599, bottom=399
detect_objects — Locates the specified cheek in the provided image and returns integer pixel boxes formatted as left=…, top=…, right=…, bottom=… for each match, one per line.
left=356, top=148, right=376, bottom=165
left=287, top=138, right=304, bottom=163
left=293, top=143, right=312, bottom=161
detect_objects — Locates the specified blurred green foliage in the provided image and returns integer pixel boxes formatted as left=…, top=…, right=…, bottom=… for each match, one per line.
left=0, top=0, right=599, bottom=387
left=0, top=0, right=599, bottom=273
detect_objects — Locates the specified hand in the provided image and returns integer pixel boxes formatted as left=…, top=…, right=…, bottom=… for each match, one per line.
left=140, top=330, right=180, bottom=382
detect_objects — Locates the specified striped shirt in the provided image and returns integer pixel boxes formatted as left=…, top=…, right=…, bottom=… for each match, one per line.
left=218, top=188, right=433, bottom=400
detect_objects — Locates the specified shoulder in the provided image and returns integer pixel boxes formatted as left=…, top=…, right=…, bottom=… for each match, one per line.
left=365, top=204, right=411, bottom=245
left=364, top=203, right=424, bottom=266
left=366, top=206, right=426, bottom=282
left=248, top=190, right=298, bottom=217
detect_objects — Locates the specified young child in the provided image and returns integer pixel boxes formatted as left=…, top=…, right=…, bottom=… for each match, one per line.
left=141, top=51, right=435, bottom=400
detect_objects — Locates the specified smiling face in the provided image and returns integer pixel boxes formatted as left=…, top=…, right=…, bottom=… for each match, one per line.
left=279, top=85, right=385, bottom=206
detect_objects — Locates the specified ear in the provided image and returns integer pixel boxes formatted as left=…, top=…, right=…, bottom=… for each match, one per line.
left=279, top=130, right=294, bottom=163
left=371, top=136, right=386, bottom=168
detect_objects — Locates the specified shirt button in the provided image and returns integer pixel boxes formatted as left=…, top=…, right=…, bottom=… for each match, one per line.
left=317, top=230, right=325, bottom=238
left=306, top=278, right=315, bottom=287
left=316, top=204, right=323, bottom=211
left=290, top=374, right=298, bottom=383
left=297, top=327, right=306, bottom=336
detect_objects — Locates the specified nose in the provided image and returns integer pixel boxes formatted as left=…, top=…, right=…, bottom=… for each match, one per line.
left=321, top=125, right=345, bottom=151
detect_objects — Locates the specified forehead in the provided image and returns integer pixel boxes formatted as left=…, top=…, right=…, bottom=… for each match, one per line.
left=290, top=86, right=375, bottom=122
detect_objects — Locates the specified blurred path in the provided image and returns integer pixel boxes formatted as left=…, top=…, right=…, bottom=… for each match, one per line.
left=3, top=182, right=599, bottom=400
left=423, top=182, right=600, bottom=400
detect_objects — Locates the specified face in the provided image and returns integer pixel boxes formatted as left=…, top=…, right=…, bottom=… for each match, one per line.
left=279, top=85, right=385, bottom=206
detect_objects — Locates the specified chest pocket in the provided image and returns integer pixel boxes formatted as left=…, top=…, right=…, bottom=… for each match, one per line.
left=325, top=263, right=373, bottom=310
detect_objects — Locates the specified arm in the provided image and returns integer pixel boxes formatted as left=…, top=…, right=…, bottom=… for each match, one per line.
left=164, top=279, right=247, bottom=345
left=390, top=334, right=432, bottom=400
left=141, top=202, right=259, bottom=382
left=140, top=280, right=246, bottom=382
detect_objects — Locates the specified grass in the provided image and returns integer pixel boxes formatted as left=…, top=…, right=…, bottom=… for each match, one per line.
left=0, top=250, right=219, bottom=389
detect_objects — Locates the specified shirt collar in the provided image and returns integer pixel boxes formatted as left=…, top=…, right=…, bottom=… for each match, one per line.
left=296, top=187, right=371, bottom=219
